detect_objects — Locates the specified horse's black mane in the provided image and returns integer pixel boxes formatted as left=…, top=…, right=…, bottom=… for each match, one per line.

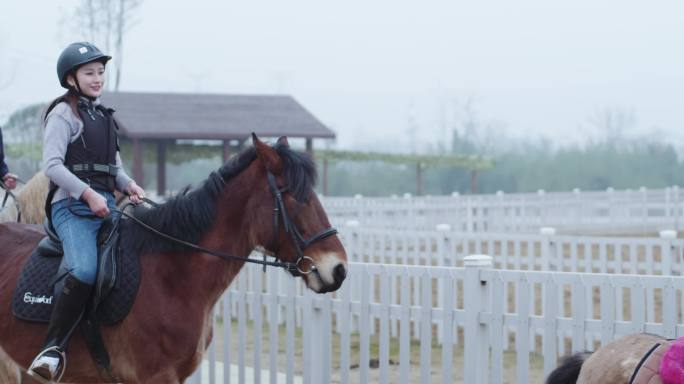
left=123, top=142, right=317, bottom=254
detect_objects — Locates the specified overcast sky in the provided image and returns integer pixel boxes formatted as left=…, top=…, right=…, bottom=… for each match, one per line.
left=1, top=0, right=683, bottom=152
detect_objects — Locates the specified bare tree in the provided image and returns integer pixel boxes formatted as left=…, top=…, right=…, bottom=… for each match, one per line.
left=451, top=96, right=505, bottom=155
left=70, top=0, right=143, bottom=91
left=0, top=71, right=13, bottom=91
left=405, top=101, right=420, bottom=154
left=0, top=41, right=15, bottom=91
left=586, top=107, right=636, bottom=146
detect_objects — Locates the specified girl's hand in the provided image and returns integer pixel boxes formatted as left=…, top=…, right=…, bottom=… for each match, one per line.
left=2, top=173, right=17, bottom=190
left=125, top=181, right=146, bottom=205
left=82, top=188, right=110, bottom=217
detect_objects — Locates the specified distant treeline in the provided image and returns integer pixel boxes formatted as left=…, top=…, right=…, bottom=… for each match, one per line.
left=323, top=140, right=682, bottom=196
left=3, top=102, right=682, bottom=196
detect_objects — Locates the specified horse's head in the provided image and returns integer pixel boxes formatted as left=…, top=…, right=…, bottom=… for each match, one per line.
left=247, top=134, right=347, bottom=293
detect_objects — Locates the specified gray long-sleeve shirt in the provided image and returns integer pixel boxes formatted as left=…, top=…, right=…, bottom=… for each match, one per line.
left=43, top=100, right=133, bottom=203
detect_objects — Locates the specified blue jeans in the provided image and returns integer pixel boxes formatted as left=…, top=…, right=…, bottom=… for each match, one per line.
left=51, top=190, right=116, bottom=285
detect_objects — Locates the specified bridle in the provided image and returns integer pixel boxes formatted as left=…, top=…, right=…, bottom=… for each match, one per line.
left=266, top=171, right=338, bottom=274
left=118, top=170, right=338, bottom=275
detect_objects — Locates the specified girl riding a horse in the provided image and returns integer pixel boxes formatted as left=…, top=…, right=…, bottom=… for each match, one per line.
left=28, top=41, right=145, bottom=381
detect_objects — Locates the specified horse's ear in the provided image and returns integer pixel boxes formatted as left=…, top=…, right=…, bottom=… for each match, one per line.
left=276, top=136, right=290, bottom=147
left=252, top=133, right=282, bottom=173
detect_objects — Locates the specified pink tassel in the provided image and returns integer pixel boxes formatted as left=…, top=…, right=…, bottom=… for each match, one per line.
left=661, top=338, right=684, bottom=384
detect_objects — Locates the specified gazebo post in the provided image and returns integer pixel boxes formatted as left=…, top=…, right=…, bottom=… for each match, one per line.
left=132, top=138, right=144, bottom=188
left=470, top=169, right=478, bottom=194
left=416, top=162, right=423, bottom=196
left=222, top=139, right=231, bottom=164
left=305, top=138, right=313, bottom=156
left=157, top=140, right=167, bottom=197
left=223, top=139, right=245, bottom=163
left=322, top=158, right=329, bottom=196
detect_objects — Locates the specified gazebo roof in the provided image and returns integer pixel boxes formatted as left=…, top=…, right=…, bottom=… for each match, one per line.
left=100, top=91, right=335, bottom=140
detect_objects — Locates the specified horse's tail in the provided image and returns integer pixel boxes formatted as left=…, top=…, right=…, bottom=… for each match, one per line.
left=545, top=352, right=593, bottom=384
left=15, top=171, right=50, bottom=224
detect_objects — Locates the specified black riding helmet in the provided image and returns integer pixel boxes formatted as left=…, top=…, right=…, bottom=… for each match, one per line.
left=56, top=42, right=111, bottom=89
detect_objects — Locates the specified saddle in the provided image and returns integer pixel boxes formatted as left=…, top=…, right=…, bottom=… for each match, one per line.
left=11, top=217, right=141, bottom=382
left=12, top=218, right=140, bottom=324
left=630, top=337, right=684, bottom=384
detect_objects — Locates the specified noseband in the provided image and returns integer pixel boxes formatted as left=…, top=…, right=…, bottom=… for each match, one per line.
left=266, top=171, right=338, bottom=274
left=119, top=170, right=337, bottom=274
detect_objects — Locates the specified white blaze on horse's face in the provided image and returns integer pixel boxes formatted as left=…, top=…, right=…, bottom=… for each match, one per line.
left=303, top=253, right=347, bottom=293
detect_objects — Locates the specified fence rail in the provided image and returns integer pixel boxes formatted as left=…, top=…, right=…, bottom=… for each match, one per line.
left=340, top=225, right=683, bottom=275
left=323, top=186, right=684, bottom=234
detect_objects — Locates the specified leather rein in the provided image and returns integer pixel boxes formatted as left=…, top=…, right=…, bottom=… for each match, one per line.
left=115, top=171, right=338, bottom=275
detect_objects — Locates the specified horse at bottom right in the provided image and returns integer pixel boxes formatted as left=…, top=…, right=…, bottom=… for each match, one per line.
left=547, top=332, right=684, bottom=384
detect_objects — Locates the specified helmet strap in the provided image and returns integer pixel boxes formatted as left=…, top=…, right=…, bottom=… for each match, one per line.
left=71, top=74, right=96, bottom=101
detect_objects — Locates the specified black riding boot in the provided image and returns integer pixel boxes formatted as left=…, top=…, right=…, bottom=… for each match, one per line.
left=28, top=274, right=93, bottom=382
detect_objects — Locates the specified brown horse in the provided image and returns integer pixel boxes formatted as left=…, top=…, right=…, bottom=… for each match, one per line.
left=545, top=333, right=673, bottom=384
left=0, top=135, right=348, bottom=383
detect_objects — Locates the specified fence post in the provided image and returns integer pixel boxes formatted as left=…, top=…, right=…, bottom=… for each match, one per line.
left=306, top=293, right=329, bottom=384
left=659, top=230, right=677, bottom=275
left=606, top=187, right=615, bottom=230
left=466, top=197, right=474, bottom=233
left=345, top=220, right=361, bottom=333
left=403, top=193, right=414, bottom=227
left=665, top=187, right=672, bottom=223
left=496, top=190, right=505, bottom=232
left=539, top=227, right=557, bottom=271
left=345, top=220, right=360, bottom=262
left=451, top=192, right=463, bottom=231
left=435, top=224, right=452, bottom=344
left=640, top=186, right=648, bottom=232
left=436, top=224, right=452, bottom=266
left=573, top=188, right=582, bottom=226
left=673, top=186, right=681, bottom=231
left=464, top=255, right=492, bottom=384
left=537, top=189, right=546, bottom=228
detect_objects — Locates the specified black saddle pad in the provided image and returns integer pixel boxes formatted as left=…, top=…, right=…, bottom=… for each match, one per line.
left=11, top=232, right=140, bottom=325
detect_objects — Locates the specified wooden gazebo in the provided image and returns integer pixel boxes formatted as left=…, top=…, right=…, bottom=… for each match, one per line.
left=101, top=91, right=335, bottom=195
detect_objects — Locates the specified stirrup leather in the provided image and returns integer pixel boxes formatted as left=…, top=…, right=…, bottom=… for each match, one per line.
left=28, top=346, right=67, bottom=382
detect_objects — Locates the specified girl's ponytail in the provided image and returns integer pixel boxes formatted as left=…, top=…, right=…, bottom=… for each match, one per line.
left=43, top=90, right=80, bottom=123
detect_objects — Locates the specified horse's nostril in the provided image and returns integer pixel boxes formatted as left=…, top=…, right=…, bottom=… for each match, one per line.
left=333, top=263, right=347, bottom=284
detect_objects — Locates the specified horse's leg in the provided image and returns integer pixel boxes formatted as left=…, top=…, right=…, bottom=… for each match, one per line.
left=145, top=370, right=182, bottom=384
left=576, top=333, right=664, bottom=384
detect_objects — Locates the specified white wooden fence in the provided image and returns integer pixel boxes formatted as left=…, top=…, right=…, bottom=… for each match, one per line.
left=322, top=186, right=684, bottom=234
left=340, top=225, right=683, bottom=275
left=189, top=257, right=684, bottom=384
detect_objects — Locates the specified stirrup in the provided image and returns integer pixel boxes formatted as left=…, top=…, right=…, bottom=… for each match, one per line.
left=28, top=346, right=67, bottom=382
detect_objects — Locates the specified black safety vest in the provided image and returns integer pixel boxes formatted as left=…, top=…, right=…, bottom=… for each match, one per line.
left=63, top=100, right=119, bottom=192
